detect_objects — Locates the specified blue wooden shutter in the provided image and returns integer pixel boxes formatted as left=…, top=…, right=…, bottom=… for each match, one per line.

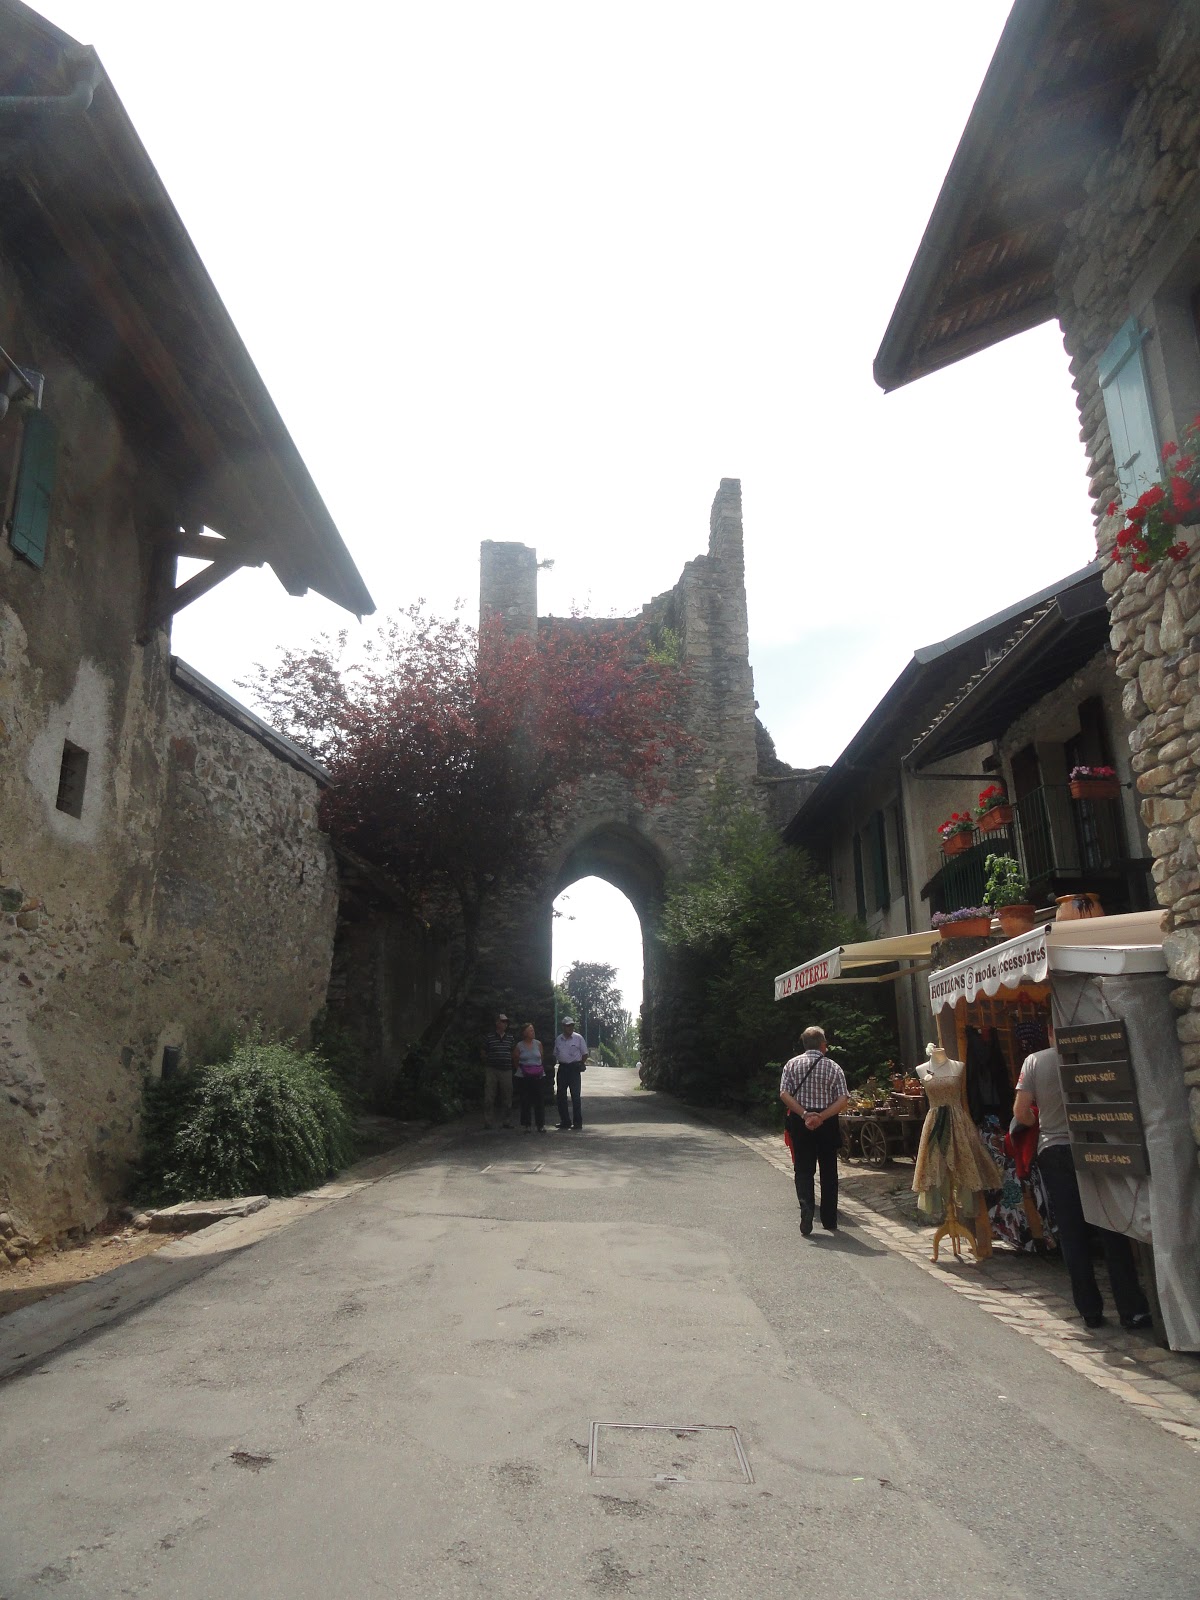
left=9, top=409, right=58, bottom=568
left=852, top=833, right=866, bottom=921
left=1098, top=318, right=1160, bottom=509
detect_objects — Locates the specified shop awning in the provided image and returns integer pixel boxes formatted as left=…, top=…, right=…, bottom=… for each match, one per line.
left=928, top=913, right=1168, bottom=1011
left=774, top=930, right=940, bottom=1001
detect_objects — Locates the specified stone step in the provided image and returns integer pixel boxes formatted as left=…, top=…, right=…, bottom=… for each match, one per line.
left=148, top=1196, right=269, bottom=1232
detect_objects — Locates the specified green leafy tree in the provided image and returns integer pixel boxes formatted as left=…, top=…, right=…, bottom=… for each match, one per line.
left=562, top=960, right=625, bottom=1043
left=658, top=797, right=896, bottom=1104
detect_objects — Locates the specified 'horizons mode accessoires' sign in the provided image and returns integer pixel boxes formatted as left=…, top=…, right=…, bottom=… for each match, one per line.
left=928, top=927, right=1048, bottom=1009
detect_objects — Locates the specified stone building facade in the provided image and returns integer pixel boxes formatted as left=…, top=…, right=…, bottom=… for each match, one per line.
left=475, top=480, right=822, bottom=1087
left=0, top=9, right=371, bottom=1246
left=1054, top=11, right=1200, bottom=1156
left=875, top=0, right=1200, bottom=1165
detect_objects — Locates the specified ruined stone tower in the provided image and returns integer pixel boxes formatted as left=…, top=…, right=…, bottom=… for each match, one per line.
left=475, top=479, right=817, bottom=1086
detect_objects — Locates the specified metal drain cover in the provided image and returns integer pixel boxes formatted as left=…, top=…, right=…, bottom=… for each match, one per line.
left=588, top=1423, right=752, bottom=1484
left=480, top=1162, right=545, bottom=1175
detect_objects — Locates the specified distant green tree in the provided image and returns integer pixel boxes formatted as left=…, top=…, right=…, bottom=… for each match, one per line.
left=658, top=798, right=896, bottom=1104
left=562, top=960, right=626, bottom=1044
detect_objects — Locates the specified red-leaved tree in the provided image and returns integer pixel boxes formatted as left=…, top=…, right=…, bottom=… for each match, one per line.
left=243, top=605, right=698, bottom=1057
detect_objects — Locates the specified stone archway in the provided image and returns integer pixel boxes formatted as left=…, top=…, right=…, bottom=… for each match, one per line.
left=547, top=818, right=670, bottom=1060
left=471, top=481, right=822, bottom=1085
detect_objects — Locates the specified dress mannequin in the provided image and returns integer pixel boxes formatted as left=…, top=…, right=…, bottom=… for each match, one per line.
left=913, top=1043, right=1002, bottom=1261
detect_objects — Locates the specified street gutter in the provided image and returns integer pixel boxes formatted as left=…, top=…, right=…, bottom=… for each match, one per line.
left=0, top=1121, right=464, bottom=1384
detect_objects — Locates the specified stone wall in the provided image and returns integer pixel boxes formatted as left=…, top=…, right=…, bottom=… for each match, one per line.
left=471, top=480, right=819, bottom=1088
left=1055, top=6, right=1200, bottom=1162
left=0, top=252, right=340, bottom=1247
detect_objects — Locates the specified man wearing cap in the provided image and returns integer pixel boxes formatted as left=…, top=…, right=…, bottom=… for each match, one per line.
left=553, top=1017, right=589, bottom=1131
left=481, top=1012, right=515, bottom=1130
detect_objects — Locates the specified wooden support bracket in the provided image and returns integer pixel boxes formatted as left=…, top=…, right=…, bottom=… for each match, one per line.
left=139, top=525, right=264, bottom=642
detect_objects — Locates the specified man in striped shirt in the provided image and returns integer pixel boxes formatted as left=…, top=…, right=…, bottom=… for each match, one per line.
left=779, top=1026, right=850, bottom=1235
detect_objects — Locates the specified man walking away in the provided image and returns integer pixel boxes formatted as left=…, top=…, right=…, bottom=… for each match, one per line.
left=481, top=1012, right=515, bottom=1130
left=554, top=1017, right=589, bottom=1130
left=1014, top=1030, right=1151, bottom=1331
left=780, top=1026, right=850, bottom=1235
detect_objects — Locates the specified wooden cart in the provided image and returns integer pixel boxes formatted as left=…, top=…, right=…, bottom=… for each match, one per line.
left=840, top=1093, right=926, bottom=1168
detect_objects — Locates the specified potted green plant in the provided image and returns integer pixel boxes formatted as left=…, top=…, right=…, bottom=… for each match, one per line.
left=983, top=854, right=1036, bottom=938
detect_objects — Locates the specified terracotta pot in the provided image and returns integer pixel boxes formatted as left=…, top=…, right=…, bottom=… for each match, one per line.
left=942, top=831, right=974, bottom=856
left=938, top=917, right=992, bottom=940
left=977, top=805, right=1013, bottom=834
left=1069, top=779, right=1119, bottom=802
left=1055, top=892, right=1104, bottom=921
left=997, top=903, right=1037, bottom=938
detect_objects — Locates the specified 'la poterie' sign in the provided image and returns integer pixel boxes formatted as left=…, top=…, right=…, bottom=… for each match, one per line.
left=774, top=949, right=839, bottom=1001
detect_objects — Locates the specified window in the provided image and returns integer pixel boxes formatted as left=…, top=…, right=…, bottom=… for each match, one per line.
left=55, top=741, right=88, bottom=818
left=1099, top=318, right=1160, bottom=509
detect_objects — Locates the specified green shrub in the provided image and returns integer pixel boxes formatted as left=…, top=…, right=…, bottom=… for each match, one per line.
left=138, top=1036, right=355, bottom=1201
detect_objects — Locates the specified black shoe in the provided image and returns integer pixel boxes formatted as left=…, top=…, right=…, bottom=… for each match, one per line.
left=822, top=1224, right=838, bottom=1233
left=556, top=1123, right=571, bottom=1130
left=800, top=1207, right=814, bottom=1237
left=1121, top=1311, right=1153, bottom=1330
left=1084, top=1314, right=1107, bottom=1329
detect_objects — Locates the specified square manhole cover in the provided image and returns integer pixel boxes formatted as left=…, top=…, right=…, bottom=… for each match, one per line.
left=480, top=1162, right=545, bottom=1175
left=588, top=1423, right=752, bottom=1484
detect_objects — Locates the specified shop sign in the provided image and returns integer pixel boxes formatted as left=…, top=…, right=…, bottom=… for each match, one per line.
left=928, top=926, right=1047, bottom=1010
left=1075, top=1143, right=1149, bottom=1178
left=1054, top=1019, right=1150, bottom=1188
left=1065, top=1102, right=1142, bottom=1134
left=1060, top=1058, right=1134, bottom=1094
left=774, top=949, right=838, bottom=1001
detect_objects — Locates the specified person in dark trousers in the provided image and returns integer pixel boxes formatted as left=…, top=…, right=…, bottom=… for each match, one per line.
left=480, top=1012, right=515, bottom=1130
left=779, top=1026, right=850, bottom=1234
left=513, top=1023, right=547, bottom=1132
left=1014, top=1029, right=1151, bottom=1331
left=553, top=1017, right=589, bottom=1130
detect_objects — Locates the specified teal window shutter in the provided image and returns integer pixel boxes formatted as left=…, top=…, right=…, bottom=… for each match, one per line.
left=9, top=410, right=58, bottom=568
left=870, top=810, right=890, bottom=912
left=1098, top=318, right=1160, bottom=509
left=852, top=833, right=866, bottom=921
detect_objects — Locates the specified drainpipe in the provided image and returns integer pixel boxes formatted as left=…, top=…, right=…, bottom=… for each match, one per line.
left=0, top=47, right=102, bottom=117
left=894, top=762, right=924, bottom=1066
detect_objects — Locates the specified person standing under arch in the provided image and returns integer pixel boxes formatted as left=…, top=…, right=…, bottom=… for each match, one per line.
left=514, top=1023, right=547, bottom=1132
left=554, top=1017, right=589, bottom=1130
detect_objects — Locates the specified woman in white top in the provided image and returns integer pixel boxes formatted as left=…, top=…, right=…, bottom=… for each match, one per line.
left=513, top=1023, right=546, bottom=1132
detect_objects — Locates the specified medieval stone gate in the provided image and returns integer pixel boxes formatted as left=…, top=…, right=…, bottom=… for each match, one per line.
left=474, top=479, right=818, bottom=1087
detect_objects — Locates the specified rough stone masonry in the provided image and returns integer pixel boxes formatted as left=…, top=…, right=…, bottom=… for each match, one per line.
left=1055, top=7, right=1200, bottom=1163
left=472, top=480, right=821, bottom=1089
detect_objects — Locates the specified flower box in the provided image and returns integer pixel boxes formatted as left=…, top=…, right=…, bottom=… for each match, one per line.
left=937, top=916, right=991, bottom=940
left=977, top=804, right=1013, bottom=834
left=1069, top=778, right=1119, bottom=802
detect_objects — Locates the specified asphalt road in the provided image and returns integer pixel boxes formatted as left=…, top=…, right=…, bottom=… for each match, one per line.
left=2, top=1069, right=1198, bottom=1599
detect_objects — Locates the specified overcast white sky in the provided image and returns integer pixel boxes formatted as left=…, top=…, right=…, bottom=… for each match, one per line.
left=38, top=0, right=1093, bottom=1014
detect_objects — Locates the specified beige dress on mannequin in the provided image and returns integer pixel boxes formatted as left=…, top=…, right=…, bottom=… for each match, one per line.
left=912, top=1044, right=1002, bottom=1217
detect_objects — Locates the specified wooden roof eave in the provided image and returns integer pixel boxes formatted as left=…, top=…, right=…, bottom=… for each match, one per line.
left=874, top=0, right=1169, bottom=394
left=0, top=9, right=374, bottom=619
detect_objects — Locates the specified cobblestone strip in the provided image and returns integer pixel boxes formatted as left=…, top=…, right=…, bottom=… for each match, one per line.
left=705, top=1111, right=1200, bottom=1454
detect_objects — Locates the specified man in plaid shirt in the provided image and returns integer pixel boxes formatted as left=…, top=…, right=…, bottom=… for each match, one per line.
left=779, top=1026, right=850, bottom=1234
